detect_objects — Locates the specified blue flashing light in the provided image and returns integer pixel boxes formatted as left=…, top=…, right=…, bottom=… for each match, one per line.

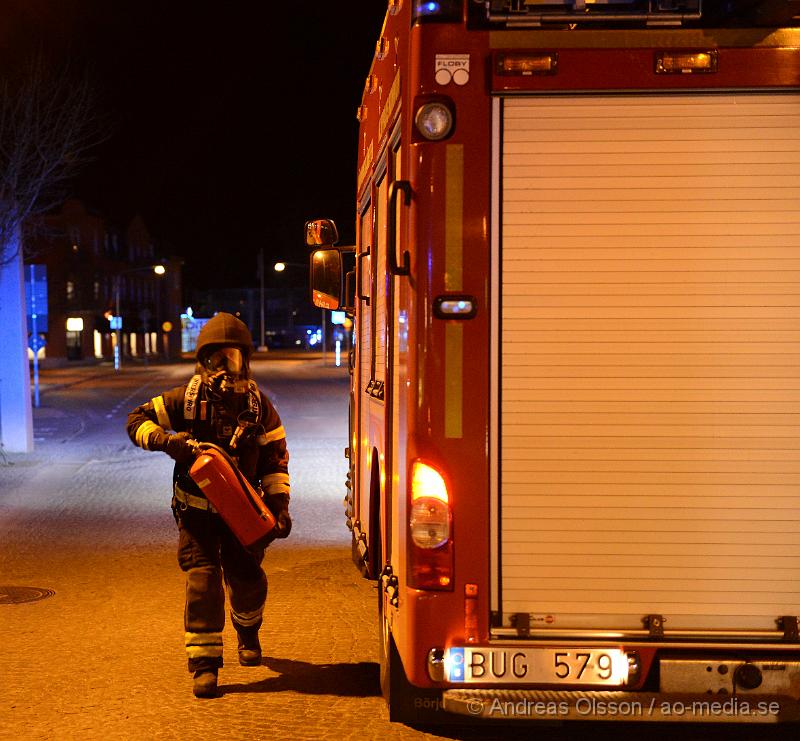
left=412, top=0, right=460, bottom=22
left=447, top=648, right=465, bottom=682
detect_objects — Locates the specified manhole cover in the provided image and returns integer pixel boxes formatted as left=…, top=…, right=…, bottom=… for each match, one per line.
left=0, top=586, right=55, bottom=604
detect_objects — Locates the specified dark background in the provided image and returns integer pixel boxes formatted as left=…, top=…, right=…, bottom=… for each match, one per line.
left=1, top=0, right=386, bottom=288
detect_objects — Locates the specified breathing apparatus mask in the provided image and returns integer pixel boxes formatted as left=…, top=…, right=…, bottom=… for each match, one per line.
left=201, top=345, right=248, bottom=398
left=206, top=347, right=244, bottom=375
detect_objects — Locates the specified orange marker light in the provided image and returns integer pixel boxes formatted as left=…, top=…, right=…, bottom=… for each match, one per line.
left=465, top=583, right=479, bottom=644
left=497, top=53, right=558, bottom=76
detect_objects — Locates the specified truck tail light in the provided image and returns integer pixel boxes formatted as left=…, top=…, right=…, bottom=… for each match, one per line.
left=409, top=461, right=454, bottom=590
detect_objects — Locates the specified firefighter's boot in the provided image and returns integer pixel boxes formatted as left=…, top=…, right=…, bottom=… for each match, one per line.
left=192, top=669, right=219, bottom=698
left=236, top=625, right=262, bottom=666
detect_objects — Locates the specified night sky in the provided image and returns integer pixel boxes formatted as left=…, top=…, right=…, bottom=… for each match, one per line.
left=1, top=1, right=386, bottom=288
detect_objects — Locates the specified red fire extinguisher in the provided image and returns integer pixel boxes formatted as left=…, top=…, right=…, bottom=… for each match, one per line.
left=189, top=442, right=276, bottom=549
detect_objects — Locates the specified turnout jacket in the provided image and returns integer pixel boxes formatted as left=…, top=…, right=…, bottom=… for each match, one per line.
left=126, top=376, right=289, bottom=503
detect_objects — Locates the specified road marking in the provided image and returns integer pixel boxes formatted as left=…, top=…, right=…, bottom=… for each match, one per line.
left=107, top=378, right=165, bottom=419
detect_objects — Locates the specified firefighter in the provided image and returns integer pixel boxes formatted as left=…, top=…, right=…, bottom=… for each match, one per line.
left=126, top=312, right=291, bottom=699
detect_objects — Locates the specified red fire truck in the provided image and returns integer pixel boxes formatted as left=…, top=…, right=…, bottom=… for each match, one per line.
left=306, top=0, right=800, bottom=725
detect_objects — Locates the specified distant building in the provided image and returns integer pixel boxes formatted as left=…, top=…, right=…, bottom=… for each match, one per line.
left=185, top=281, right=321, bottom=351
left=24, top=200, right=183, bottom=365
left=185, top=286, right=260, bottom=337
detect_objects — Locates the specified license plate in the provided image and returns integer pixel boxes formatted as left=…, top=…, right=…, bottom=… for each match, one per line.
left=445, top=647, right=629, bottom=686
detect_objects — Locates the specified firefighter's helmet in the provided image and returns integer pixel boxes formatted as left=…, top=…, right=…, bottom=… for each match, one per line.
left=196, top=312, right=253, bottom=367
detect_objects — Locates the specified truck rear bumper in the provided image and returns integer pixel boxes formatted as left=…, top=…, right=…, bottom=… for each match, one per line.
left=442, top=690, right=800, bottom=723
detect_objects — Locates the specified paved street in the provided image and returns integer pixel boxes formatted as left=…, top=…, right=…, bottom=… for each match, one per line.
left=0, top=358, right=485, bottom=741
left=0, top=358, right=793, bottom=741
left=2, top=358, right=385, bottom=740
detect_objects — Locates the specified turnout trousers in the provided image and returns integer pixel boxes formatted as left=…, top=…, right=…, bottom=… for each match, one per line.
left=175, top=504, right=268, bottom=672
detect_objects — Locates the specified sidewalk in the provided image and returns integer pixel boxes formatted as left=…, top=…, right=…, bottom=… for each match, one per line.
left=31, top=349, right=347, bottom=391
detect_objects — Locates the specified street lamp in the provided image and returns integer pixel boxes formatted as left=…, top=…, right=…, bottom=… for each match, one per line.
left=111, top=264, right=166, bottom=371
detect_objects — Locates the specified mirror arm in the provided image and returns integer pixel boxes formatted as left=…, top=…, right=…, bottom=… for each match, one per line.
left=388, top=180, right=411, bottom=277
left=343, top=269, right=355, bottom=314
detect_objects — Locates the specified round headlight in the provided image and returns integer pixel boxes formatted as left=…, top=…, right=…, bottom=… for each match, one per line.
left=415, top=102, right=453, bottom=141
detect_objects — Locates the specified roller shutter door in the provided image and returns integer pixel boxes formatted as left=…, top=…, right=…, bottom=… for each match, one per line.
left=497, top=93, right=800, bottom=634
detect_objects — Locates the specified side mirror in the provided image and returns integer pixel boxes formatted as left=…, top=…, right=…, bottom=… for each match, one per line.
left=305, top=219, right=339, bottom=247
left=310, top=249, right=342, bottom=309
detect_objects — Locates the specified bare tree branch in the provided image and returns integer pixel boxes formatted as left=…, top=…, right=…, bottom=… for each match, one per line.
left=0, top=52, right=108, bottom=267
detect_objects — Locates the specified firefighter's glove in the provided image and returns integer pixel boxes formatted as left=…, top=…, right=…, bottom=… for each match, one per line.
left=274, top=510, right=292, bottom=539
left=163, top=432, right=197, bottom=465
left=266, top=492, right=292, bottom=539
